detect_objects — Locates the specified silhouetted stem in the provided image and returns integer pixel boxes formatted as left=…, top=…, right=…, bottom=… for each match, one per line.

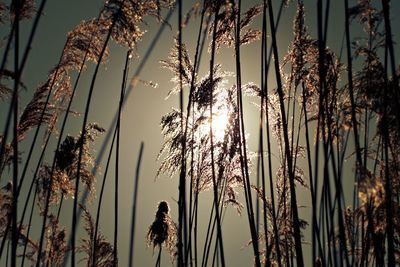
left=233, top=1, right=261, bottom=266
left=301, top=83, right=325, bottom=266
left=382, top=38, right=395, bottom=267
left=92, top=124, right=118, bottom=267
left=207, top=2, right=226, bottom=267
left=343, top=0, right=363, bottom=175
left=73, top=9, right=174, bottom=236
left=20, top=182, right=38, bottom=267
left=114, top=48, right=132, bottom=267
left=177, top=0, right=189, bottom=266
left=36, top=32, right=90, bottom=266
left=266, top=0, right=304, bottom=265
left=184, top=2, right=208, bottom=264
left=0, top=0, right=48, bottom=178
left=128, top=142, right=144, bottom=267
left=11, top=1, right=20, bottom=265
left=71, top=6, right=121, bottom=266
left=155, top=246, right=162, bottom=267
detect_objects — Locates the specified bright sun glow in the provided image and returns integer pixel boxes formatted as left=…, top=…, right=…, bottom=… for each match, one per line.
left=212, top=109, right=229, bottom=141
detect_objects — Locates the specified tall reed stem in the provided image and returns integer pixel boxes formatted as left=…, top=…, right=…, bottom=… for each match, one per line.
left=266, top=0, right=304, bottom=265
left=207, top=2, right=225, bottom=266
left=71, top=4, right=123, bottom=265
left=128, top=142, right=144, bottom=267
left=11, top=1, right=20, bottom=265
left=114, top=48, right=132, bottom=267
left=177, top=0, right=189, bottom=265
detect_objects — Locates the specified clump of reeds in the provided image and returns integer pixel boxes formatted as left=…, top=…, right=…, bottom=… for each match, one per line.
left=1, top=0, right=400, bottom=266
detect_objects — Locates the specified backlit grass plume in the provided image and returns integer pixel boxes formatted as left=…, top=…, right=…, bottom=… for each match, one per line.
left=146, top=201, right=177, bottom=261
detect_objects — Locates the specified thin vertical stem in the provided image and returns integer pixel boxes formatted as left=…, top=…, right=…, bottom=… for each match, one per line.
left=20, top=183, right=38, bottom=267
left=381, top=39, right=395, bottom=267
left=0, top=0, right=48, bottom=179
left=114, top=49, right=132, bottom=267
left=266, top=0, right=304, bottom=265
left=185, top=3, right=208, bottom=265
left=233, top=1, right=261, bottom=266
left=155, top=246, right=162, bottom=267
left=343, top=0, right=363, bottom=174
left=71, top=7, right=121, bottom=265
left=128, top=142, right=144, bottom=267
left=73, top=9, right=174, bottom=231
left=36, top=32, right=91, bottom=267
left=92, top=126, right=118, bottom=267
left=177, top=0, right=188, bottom=265
left=208, top=2, right=225, bottom=266
left=260, top=1, right=269, bottom=265
left=11, top=0, right=20, bottom=265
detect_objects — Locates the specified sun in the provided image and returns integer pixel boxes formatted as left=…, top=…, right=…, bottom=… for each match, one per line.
left=212, top=108, right=229, bottom=141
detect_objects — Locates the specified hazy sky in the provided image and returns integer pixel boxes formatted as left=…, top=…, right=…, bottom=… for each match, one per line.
left=1, top=0, right=400, bottom=266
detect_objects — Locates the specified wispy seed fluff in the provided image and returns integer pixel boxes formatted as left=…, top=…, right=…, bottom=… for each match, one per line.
left=146, top=201, right=177, bottom=259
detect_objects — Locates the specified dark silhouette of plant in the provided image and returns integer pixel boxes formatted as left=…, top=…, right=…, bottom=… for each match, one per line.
left=36, top=123, right=104, bottom=209
left=147, top=201, right=177, bottom=263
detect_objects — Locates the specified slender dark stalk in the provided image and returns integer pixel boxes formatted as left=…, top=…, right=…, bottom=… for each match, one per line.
left=202, top=179, right=229, bottom=267
left=95, top=9, right=173, bottom=167
left=0, top=19, right=15, bottom=178
left=381, top=39, right=395, bottom=267
left=10, top=0, right=48, bottom=182
left=266, top=0, right=304, bottom=266
left=76, top=8, right=175, bottom=229
left=155, top=246, right=162, bottom=267
left=35, top=32, right=90, bottom=266
left=232, top=1, right=261, bottom=266
left=188, top=145, right=194, bottom=267
left=295, top=10, right=317, bottom=263
left=177, top=0, right=189, bottom=266
left=128, top=142, right=144, bottom=267
left=15, top=35, right=83, bottom=245
left=10, top=32, right=69, bottom=262
left=6, top=240, right=10, bottom=267
left=193, top=193, right=199, bottom=267
left=0, top=129, right=49, bottom=259
left=343, top=0, right=363, bottom=174
left=92, top=125, right=118, bottom=267
left=16, top=0, right=53, bottom=199
left=200, top=194, right=216, bottom=267
left=20, top=182, right=38, bottom=267
left=317, top=1, right=349, bottom=265
left=114, top=48, right=132, bottom=267
left=211, top=208, right=227, bottom=267
left=20, top=59, right=62, bottom=266
left=184, top=3, right=208, bottom=264
left=264, top=50, right=282, bottom=267
left=1, top=0, right=48, bottom=177
left=71, top=6, right=121, bottom=265
left=380, top=2, right=399, bottom=263
left=261, top=1, right=285, bottom=265
left=11, top=0, right=20, bottom=265
left=316, top=2, right=330, bottom=264
left=207, top=2, right=225, bottom=266
left=301, top=83, right=325, bottom=266
left=381, top=0, right=400, bottom=129
left=192, top=132, right=206, bottom=267
left=260, top=1, right=269, bottom=265
left=322, top=142, right=336, bottom=267
left=17, top=134, right=48, bottom=235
